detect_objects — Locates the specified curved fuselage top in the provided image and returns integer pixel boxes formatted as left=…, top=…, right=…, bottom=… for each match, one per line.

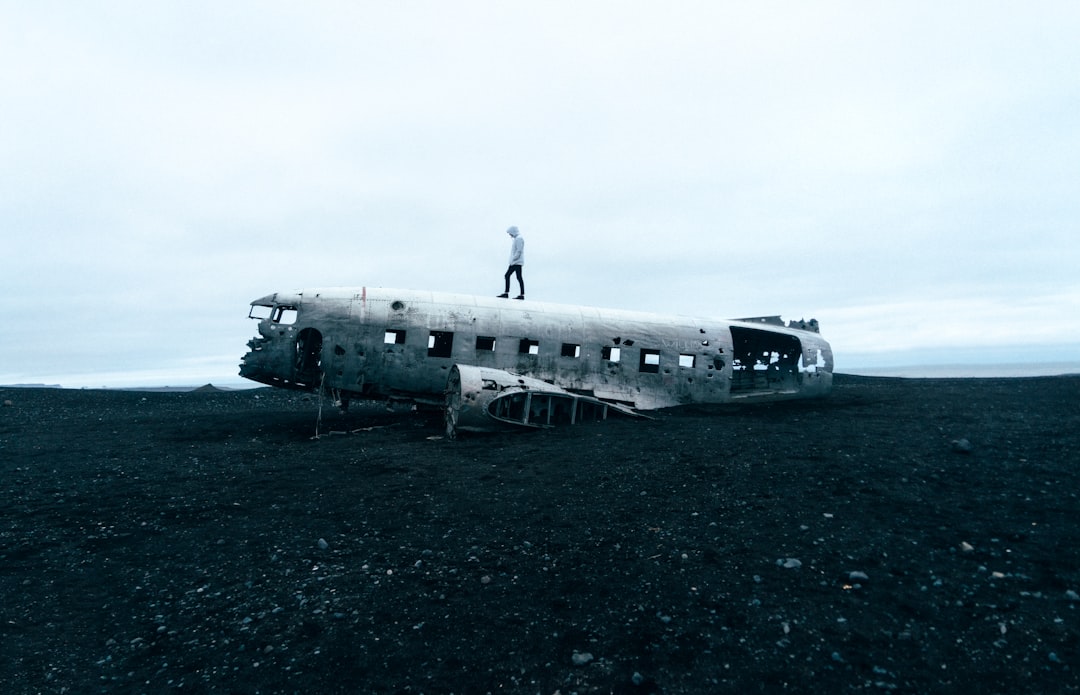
left=239, top=286, right=833, bottom=409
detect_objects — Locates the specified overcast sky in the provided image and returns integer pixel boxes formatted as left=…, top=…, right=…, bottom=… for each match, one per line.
left=3, top=2, right=1079, bottom=387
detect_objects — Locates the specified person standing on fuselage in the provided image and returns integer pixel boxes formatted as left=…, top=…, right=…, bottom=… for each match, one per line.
left=498, top=226, right=525, bottom=299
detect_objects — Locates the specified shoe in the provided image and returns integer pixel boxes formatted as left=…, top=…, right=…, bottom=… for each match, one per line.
left=497, top=293, right=509, bottom=298
left=513, top=295, right=525, bottom=300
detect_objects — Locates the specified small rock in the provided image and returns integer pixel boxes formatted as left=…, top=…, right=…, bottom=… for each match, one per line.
left=950, top=438, right=974, bottom=453
left=632, top=672, right=644, bottom=685
left=779, top=558, right=802, bottom=569
left=317, top=538, right=329, bottom=550
left=849, top=571, right=869, bottom=581
left=572, top=651, right=593, bottom=666
left=1065, top=590, right=1079, bottom=601
left=960, top=541, right=975, bottom=553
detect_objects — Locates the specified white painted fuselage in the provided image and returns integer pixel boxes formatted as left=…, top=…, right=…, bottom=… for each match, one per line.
left=239, top=287, right=833, bottom=416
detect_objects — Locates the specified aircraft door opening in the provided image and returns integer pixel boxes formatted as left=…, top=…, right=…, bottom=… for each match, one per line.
left=295, top=327, right=323, bottom=387
left=729, top=326, right=802, bottom=395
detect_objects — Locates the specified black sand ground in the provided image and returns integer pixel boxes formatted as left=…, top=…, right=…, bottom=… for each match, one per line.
left=2, top=374, right=1079, bottom=694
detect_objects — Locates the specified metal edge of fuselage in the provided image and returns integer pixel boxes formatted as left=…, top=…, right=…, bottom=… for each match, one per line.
left=240, top=286, right=834, bottom=409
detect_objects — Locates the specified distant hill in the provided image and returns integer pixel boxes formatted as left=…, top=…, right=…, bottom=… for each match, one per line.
left=123, top=384, right=237, bottom=393
left=0, top=384, right=255, bottom=393
left=1, top=383, right=63, bottom=389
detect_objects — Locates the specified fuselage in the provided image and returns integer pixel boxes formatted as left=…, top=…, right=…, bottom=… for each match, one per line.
left=239, top=287, right=833, bottom=410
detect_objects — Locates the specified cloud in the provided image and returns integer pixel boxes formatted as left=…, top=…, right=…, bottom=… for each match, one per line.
left=2, top=2, right=1079, bottom=385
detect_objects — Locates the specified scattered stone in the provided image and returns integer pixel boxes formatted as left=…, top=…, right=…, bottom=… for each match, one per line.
left=572, top=651, right=593, bottom=666
left=9, top=370, right=1077, bottom=694
left=950, top=438, right=974, bottom=453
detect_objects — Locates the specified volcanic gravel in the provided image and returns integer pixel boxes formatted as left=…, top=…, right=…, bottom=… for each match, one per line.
left=2, top=374, right=1079, bottom=694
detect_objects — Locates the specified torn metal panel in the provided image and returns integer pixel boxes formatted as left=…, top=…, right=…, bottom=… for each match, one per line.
left=444, top=365, right=641, bottom=437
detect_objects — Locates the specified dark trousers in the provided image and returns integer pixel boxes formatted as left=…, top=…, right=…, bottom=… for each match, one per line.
left=503, top=265, right=524, bottom=294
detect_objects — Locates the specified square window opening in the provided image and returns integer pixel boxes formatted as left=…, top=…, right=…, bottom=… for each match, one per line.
left=519, top=338, right=540, bottom=355
left=384, top=329, right=407, bottom=345
left=639, top=348, right=661, bottom=373
left=476, top=336, right=496, bottom=351
left=428, top=330, right=454, bottom=358
left=602, top=346, right=621, bottom=362
left=561, top=343, right=581, bottom=358
left=679, top=354, right=696, bottom=368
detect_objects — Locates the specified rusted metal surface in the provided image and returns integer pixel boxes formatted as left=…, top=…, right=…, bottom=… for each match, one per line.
left=240, top=287, right=833, bottom=432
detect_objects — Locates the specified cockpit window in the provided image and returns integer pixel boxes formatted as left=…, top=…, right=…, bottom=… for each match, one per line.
left=251, top=305, right=298, bottom=324
left=272, top=306, right=298, bottom=324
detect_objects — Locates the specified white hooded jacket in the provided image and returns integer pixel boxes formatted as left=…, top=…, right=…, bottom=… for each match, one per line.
left=507, top=226, right=524, bottom=266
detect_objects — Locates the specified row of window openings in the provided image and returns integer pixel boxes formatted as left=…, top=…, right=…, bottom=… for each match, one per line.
left=385, top=329, right=695, bottom=371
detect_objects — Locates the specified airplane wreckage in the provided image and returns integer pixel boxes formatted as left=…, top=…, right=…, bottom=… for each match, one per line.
left=239, top=287, right=833, bottom=437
